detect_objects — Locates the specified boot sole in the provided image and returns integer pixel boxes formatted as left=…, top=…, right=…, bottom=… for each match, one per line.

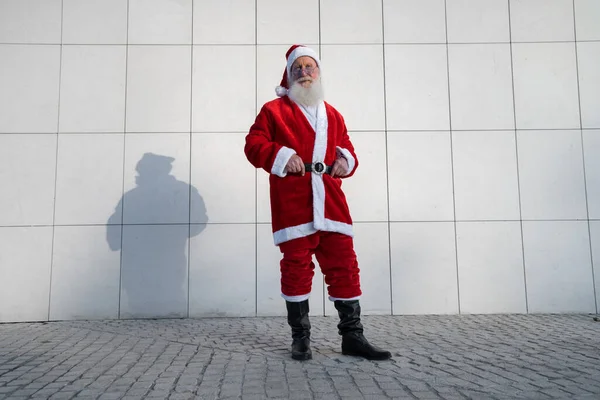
left=341, top=350, right=391, bottom=360
left=292, top=352, right=312, bottom=361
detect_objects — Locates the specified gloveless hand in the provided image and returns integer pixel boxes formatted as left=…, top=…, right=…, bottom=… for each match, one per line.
left=284, top=154, right=305, bottom=175
left=330, top=157, right=348, bottom=178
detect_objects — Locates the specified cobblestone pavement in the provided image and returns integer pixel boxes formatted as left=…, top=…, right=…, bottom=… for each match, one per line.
left=1, top=314, right=600, bottom=399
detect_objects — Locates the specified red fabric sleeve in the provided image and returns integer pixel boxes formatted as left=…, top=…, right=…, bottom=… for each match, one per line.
left=337, top=126, right=358, bottom=178
left=244, top=105, right=285, bottom=174
left=330, top=111, right=358, bottom=178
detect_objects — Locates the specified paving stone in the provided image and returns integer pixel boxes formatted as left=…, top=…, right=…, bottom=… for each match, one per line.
left=1, top=315, right=600, bottom=399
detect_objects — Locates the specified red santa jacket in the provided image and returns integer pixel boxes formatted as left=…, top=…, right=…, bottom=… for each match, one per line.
left=245, top=96, right=358, bottom=245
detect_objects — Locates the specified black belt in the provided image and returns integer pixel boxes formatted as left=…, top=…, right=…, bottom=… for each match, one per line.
left=304, top=161, right=332, bottom=175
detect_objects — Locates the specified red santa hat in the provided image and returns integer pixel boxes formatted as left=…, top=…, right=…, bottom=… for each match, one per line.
left=275, top=44, right=321, bottom=97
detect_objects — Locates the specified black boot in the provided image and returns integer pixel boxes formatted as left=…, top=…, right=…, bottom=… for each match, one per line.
left=334, top=300, right=391, bottom=360
left=286, top=300, right=312, bottom=360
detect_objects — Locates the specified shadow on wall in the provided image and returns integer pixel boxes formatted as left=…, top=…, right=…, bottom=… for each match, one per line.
left=106, top=152, right=207, bottom=319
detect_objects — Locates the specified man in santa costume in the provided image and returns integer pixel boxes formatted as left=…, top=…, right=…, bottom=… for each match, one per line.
left=245, top=44, right=391, bottom=361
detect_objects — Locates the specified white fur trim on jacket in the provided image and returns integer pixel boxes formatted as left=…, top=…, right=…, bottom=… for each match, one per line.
left=335, top=146, right=356, bottom=176
left=311, top=102, right=328, bottom=230
left=273, top=222, right=317, bottom=245
left=272, top=219, right=354, bottom=246
left=271, top=146, right=296, bottom=177
left=323, top=218, right=354, bottom=237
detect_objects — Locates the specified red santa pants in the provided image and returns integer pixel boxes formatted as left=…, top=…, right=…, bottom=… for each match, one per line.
left=278, top=231, right=362, bottom=300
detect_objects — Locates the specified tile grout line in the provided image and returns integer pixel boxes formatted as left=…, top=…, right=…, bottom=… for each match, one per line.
left=380, top=0, right=394, bottom=316
left=318, top=0, right=326, bottom=316
left=508, top=0, right=529, bottom=314
left=5, top=39, right=600, bottom=46
left=254, top=0, right=258, bottom=317
left=187, top=0, right=194, bottom=319
left=444, top=0, right=461, bottom=314
left=117, top=0, right=131, bottom=320
left=4, top=128, right=600, bottom=135
left=572, top=0, right=597, bottom=314
left=47, top=0, right=65, bottom=322
left=2, top=219, right=597, bottom=229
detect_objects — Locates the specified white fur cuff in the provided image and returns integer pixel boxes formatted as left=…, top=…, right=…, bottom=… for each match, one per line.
left=281, top=293, right=311, bottom=302
left=336, top=146, right=356, bottom=176
left=271, top=146, right=296, bottom=178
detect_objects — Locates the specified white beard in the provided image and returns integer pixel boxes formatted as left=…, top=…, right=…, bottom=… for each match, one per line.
left=288, top=77, right=324, bottom=107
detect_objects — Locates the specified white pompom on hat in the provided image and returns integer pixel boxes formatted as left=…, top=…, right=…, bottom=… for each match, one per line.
left=275, top=44, right=321, bottom=97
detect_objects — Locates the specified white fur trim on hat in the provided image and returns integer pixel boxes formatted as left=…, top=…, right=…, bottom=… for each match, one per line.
left=286, top=46, right=321, bottom=79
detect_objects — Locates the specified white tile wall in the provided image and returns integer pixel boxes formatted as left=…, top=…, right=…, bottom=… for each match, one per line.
left=583, top=130, right=600, bottom=219
left=128, top=0, right=192, bottom=45
left=456, top=221, right=526, bottom=313
left=388, top=132, right=454, bottom=221
left=320, top=0, right=383, bottom=44
left=452, top=131, right=520, bottom=221
left=50, top=226, right=121, bottom=320
left=257, top=0, right=319, bottom=45
left=256, top=223, right=285, bottom=316
left=577, top=42, right=600, bottom=129
left=590, top=221, right=600, bottom=312
left=122, top=133, right=191, bottom=224
left=384, top=45, right=450, bottom=131
left=321, top=45, right=385, bottom=131
left=390, top=222, right=459, bottom=314
left=256, top=224, right=325, bottom=316
left=257, top=45, right=287, bottom=109
left=0, top=227, right=53, bottom=323
left=522, top=221, right=595, bottom=313
left=512, top=43, right=580, bottom=130
left=54, top=134, right=124, bottom=225
left=192, top=46, right=255, bottom=132
left=125, top=46, right=191, bottom=133
left=575, top=0, right=600, bottom=41
left=191, top=133, right=255, bottom=223
left=59, top=46, right=126, bottom=133
left=0, top=0, right=61, bottom=44
left=0, top=134, right=57, bottom=226
left=189, top=224, right=256, bottom=317
left=0, top=45, right=61, bottom=133
left=121, top=224, right=189, bottom=318
left=348, top=223, right=391, bottom=315
left=383, top=0, right=446, bottom=44
left=510, top=0, right=575, bottom=42
left=62, top=0, right=128, bottom=45
left=448, top=44, right=514, bottom=130
left=517, top=130, right=587, bottom=220
left=2, top=0, right=600, bottom=319
left=193, top=0, right=255, bottom=45
left=342, top=132, right=388, bottom=222
left=446, top=0, right=510, bottom=43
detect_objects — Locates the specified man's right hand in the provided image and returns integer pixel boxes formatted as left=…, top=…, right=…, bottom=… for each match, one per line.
left=285, top=154, right=305, bottom=176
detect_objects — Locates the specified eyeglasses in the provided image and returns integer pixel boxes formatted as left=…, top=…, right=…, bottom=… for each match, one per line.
left=290, top=66, right=318, bottom=79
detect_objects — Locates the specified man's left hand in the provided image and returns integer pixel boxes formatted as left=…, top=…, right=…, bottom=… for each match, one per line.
left=330, top=157, right=349, bottom=178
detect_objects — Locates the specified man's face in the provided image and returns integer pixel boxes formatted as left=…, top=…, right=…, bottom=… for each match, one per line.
left=290, top=56, right=319, bottom=88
